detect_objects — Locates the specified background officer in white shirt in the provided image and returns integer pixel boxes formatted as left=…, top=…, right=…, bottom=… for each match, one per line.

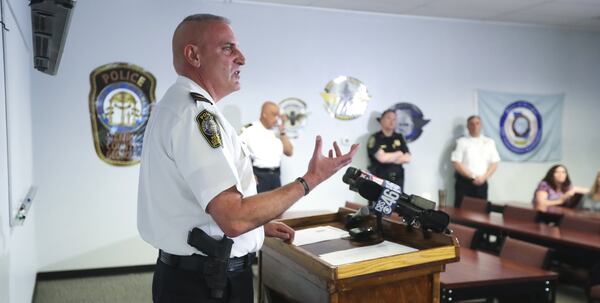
left=451, top=115, right=501, bottom=207
left=240, top=101, right=293, bottom=193
left=137, top=14, right=358, bottom=303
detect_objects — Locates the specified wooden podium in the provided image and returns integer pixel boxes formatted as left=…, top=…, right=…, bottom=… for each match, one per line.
left=260, top=207, right=459, bottom=303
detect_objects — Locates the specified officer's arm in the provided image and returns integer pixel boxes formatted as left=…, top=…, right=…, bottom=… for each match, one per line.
left=207, top=136, right=358, bottom=237
left=452, top=161, right=473, bottom=179
left=280, top=133, right=293, bottom=156
left=374, top=149, right=405, bottom=163
left=206, top=183, right=306, bottom=237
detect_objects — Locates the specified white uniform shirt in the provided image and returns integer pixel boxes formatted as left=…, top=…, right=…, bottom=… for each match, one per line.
left=239, top=120, right=283, bottom=169
left=137, top=76, right=263, bottom=257
left=450, top=135, right=501, bottom=178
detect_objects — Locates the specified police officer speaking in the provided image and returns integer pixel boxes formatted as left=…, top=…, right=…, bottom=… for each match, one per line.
left=137, top=14, right=359, bottom=303
left=367, top=109, right=411, bottom=191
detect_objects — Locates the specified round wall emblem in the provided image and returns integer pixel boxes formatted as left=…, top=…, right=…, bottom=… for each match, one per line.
left=320, top=76, right=371, bottom=120
left=279, top=97, right=308, bottom=138
left=389, top=102, right=430, bottom=142
left=499, top=100, right=542, bottom=154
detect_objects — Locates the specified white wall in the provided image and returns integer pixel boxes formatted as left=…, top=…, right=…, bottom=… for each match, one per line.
left=1, top=0, right=37, bottom=302
left=31, top=0, right=600, bottom=271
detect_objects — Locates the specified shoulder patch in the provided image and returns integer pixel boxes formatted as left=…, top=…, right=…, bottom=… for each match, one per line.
left=195, top=110, right=222, bottom=148
left=368, top=136, right=375, bottom=149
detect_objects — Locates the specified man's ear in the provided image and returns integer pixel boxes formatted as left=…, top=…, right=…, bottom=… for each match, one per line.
left=183, top=44, right=201, bottom=67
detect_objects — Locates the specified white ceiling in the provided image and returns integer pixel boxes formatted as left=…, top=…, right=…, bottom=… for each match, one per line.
left=235, top=0, right=600, bottom=31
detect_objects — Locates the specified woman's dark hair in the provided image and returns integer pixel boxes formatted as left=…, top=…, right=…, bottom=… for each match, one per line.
left=542, top=164, right=571, bottom=192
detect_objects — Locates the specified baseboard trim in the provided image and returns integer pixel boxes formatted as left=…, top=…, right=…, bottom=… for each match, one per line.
left=36, top=264, right=155, bottom=281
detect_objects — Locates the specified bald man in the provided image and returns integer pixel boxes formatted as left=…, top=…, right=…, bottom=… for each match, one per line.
left=137, top=14, right=358, bottom=303
left=239, top=101, right=293, bottom=193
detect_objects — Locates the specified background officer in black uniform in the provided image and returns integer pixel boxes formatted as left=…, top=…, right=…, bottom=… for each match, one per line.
left=367, top=109, right=411, bottom=191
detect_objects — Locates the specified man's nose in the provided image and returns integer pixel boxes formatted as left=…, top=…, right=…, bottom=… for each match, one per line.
left=235, top=49, right=246, bottom=65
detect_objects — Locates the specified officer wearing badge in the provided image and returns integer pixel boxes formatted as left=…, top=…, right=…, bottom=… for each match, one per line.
left=367, top=109, right=411, bottom=191
left=137, top=14, right=358, bottom=303
left=451, top=115, right=500, bottom=207
left=239, top=101, right=294, bottom=193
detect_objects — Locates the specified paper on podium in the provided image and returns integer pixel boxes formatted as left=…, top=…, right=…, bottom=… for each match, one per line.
left=293, top=226, right=349, bottom=246
left=319, top=241, right=418, bottom=266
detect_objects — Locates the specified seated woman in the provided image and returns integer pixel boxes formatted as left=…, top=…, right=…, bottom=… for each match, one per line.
left=533, top=164, right=588, bottom=211
left=579, top=171, right=600, bottom=212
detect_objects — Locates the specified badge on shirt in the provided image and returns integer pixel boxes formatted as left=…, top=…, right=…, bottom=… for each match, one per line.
left=393, top=139, right=401, bottom=148
left=196, top=110, right=222, bottom=148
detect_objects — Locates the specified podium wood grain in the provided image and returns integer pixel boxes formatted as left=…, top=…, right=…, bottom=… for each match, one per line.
left=260, top=208, right=459, bottom=303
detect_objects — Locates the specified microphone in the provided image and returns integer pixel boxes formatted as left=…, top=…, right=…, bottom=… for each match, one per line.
left=349, top=177, right=449, bottom=233
left=343, top=167, right=402, bottom=193
left=344, top=206, right=370, bottom=230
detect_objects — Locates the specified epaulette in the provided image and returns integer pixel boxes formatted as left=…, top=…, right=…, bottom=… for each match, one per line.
left=239, top=123, right=253, bottom=135
left=190, top=92, right=213, bottom=105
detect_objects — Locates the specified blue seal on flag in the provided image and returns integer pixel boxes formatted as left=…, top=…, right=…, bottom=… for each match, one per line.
left=499, top=100, right=542, bottom=154
left=389, top=102, right=430, bottom=142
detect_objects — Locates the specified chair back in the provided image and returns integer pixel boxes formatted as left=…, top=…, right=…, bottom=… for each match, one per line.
left=461, top=196, right=490, bottom=213
left=563, top=193, right=583, bottom=209
left=503, top=205, right=538, bottom=222
left=500, top=237, right=549, bottom=269
left=560, top=215, right=600, bottom=233
left=449, top=223, right=477, bottom=249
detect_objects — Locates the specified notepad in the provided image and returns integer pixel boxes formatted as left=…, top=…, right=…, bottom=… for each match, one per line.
left=292, top=226, right=349, bottom=246
left=319, top=241, right=418, bottom=266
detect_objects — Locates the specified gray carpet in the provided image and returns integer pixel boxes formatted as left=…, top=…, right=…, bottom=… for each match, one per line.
left=33, top=268, right=586, bottom=303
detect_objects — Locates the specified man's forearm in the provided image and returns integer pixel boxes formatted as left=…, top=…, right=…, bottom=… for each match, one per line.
left=483, top=162, right=498, bottom=180
left=452, top=161, right=472, bottom=178
left=208, top=180, right=307, bottom=237
left=280, top=133, right=293, bottom=156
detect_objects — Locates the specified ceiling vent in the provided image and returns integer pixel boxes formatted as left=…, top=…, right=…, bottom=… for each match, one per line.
left=30, top=0, right=75, bottom=75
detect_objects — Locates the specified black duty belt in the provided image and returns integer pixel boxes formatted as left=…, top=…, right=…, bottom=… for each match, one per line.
left=159, top=250, right=254, bottom=273
left=253, top=166, right=280, bottom=173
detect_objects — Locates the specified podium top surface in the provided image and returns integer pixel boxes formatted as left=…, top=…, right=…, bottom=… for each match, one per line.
left=263, top=207, right=459, bottom=280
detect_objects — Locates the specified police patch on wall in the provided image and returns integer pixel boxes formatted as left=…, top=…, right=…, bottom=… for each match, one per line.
left=499, top=100, right=542, bottom=154
left=389, top=102, right=430, bottom=142
left=89, top=63, right=156, bottom=166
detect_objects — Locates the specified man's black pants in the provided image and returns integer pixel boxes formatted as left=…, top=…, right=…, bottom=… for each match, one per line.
left=454, top=173, right=488, bottom=207
left=152, top=258, right=253, bottom=303
left=253, top=167, right=281, bottom=193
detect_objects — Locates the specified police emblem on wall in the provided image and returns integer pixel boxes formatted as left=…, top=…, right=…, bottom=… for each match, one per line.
left=320, top=76, right=371, bottom=120
left=279, top=97, right=308, bottom=139
left=499, top=100, right=542, bottom=154
left=89, top=63, right=156, bottom=166
left=388, top=102, right=430, bottom=142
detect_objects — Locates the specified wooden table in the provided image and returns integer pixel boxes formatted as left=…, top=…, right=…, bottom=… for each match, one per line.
left=440, top=247, right=558, bottom=302
left=494, top=201, right=600, bottom=222
left=441, top=207, right=600, bottom=252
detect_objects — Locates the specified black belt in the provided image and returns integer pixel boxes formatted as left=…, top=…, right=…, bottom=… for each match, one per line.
left=158, top=250, right=254, bottom=273
left=253, top=166, right=280, bottom=173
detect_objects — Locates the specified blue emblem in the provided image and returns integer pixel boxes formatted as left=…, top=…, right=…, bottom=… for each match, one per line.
left=499, top=100, right=542, bottom=154
left=96, top=82, right=150, bottom=133
left=389, top=102, right=430, bottom=142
